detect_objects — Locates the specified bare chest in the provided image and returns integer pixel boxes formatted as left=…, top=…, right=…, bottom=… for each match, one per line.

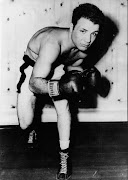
left=60, top=48, right=87, bottom=67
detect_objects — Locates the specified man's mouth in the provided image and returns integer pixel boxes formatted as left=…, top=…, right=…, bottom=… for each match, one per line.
left=81, top=44, right=90, bottom=48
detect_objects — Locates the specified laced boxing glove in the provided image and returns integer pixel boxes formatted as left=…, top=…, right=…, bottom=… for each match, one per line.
left=82, top=67, right=110, bottom=97
left=48, top=71, right=84, bottom=98
left=82, top=67, right=101, bottom=90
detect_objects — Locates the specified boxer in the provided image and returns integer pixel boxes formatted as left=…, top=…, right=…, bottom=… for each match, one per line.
left=17, top=3, right=109, bottom=180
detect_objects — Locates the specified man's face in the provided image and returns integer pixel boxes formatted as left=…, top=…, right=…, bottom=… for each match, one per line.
left=71, top=17, right=99, bottom=51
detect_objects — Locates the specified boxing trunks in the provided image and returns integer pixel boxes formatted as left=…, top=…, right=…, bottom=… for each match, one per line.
left=17, top=55, right=65, bottom=93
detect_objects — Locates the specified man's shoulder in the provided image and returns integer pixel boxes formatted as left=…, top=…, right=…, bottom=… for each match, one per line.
left=28, top=26, right=70, bottom=55
left=40, top=26, right=70, bottom=47
left=38, top=26, right=69, bottom=36
left=45, top=26, right=69, bottom=39
left=44, top=26, right=69, bottom=32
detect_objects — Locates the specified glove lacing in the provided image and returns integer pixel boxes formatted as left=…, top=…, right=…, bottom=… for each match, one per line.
left=59, top=152, right=69, bottom=174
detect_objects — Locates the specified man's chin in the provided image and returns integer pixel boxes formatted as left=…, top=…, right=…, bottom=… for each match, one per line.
left=79, top=46, right=88, bottom=52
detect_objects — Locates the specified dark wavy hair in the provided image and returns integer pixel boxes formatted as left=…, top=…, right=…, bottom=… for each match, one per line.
left=72, top=3, right=105, bottom=29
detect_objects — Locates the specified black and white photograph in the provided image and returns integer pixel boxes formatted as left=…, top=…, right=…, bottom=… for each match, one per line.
left=0, top=0, right=127, bottom=179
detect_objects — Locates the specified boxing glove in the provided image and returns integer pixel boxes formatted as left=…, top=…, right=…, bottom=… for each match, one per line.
left=48, top=71, right=84, bottom=98
left=82, top=67, right=101, bottom=90
left=82, top=67, right=110, bottom=97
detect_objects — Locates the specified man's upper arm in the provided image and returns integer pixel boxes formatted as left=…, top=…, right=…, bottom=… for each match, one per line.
left=31, top=42, right=60, bottom=79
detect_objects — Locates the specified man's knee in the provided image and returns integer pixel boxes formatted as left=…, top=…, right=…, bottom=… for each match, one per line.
left=53, top=100, right=71, bottom=122
left=17, top=93, right=36, bottom=129
left=54, top=99, right=69, bottom=112
left=20, top=121, right=30, bottom=130
left=18, top=109, right=34, bottom=130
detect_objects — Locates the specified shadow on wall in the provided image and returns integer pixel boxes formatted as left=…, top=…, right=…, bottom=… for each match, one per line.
left=83, top=15, right=119, bottom=68
left=68, top=16, right=119, bottom=147
left=79, top=15, right=119, bottom=108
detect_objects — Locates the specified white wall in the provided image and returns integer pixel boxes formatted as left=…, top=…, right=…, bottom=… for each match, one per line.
left=0, top=0, right=127, bottom=125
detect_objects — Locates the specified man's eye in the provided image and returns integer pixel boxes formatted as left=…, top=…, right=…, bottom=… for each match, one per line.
left=92, top=32, right=98, bottom=37
left=80, top=30, right=86, bottom=33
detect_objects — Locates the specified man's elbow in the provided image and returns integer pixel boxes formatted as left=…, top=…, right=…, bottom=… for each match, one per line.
left=28, top=77, right=48, bottom=95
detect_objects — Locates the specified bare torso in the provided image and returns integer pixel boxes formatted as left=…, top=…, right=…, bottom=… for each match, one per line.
left=25, top=27, right=87, bottom=72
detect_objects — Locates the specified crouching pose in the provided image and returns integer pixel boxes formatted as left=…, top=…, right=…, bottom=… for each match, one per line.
left=17, top=3, right=110, bottom=180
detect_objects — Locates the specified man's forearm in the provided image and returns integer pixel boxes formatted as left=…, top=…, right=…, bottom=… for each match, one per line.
left=29, top=77, right=48, bottom=94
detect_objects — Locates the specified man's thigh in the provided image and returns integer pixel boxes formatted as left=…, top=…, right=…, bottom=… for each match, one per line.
left=17, top=66, right=36, bottom=128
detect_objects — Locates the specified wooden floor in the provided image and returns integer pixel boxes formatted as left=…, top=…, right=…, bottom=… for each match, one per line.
left=0, top=122, right=128, bottom=180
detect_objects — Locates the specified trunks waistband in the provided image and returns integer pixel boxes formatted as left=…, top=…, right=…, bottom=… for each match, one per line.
left=23, top=55, right=35, bottom=67
left=17, top=55, right=35, bottom=93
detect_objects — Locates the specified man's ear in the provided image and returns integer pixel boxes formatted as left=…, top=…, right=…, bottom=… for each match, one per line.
left=70, top=23, right=73, bottom=33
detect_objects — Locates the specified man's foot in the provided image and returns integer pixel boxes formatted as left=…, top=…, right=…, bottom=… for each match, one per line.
left=56, top=149, right=72, bottom=180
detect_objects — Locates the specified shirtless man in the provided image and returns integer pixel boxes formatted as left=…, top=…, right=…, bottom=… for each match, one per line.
left=17, top=3, right=106, bottom=180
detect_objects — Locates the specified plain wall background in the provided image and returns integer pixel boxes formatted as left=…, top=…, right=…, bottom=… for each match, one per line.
left=0, top=0, right=127, bottom=124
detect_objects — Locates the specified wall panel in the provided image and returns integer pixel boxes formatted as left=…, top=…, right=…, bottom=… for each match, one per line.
left=0, top=0, right=127, bottom=124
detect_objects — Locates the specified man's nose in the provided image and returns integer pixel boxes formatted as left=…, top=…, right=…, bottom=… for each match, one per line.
left=85, top=34, right=91, bottom=43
